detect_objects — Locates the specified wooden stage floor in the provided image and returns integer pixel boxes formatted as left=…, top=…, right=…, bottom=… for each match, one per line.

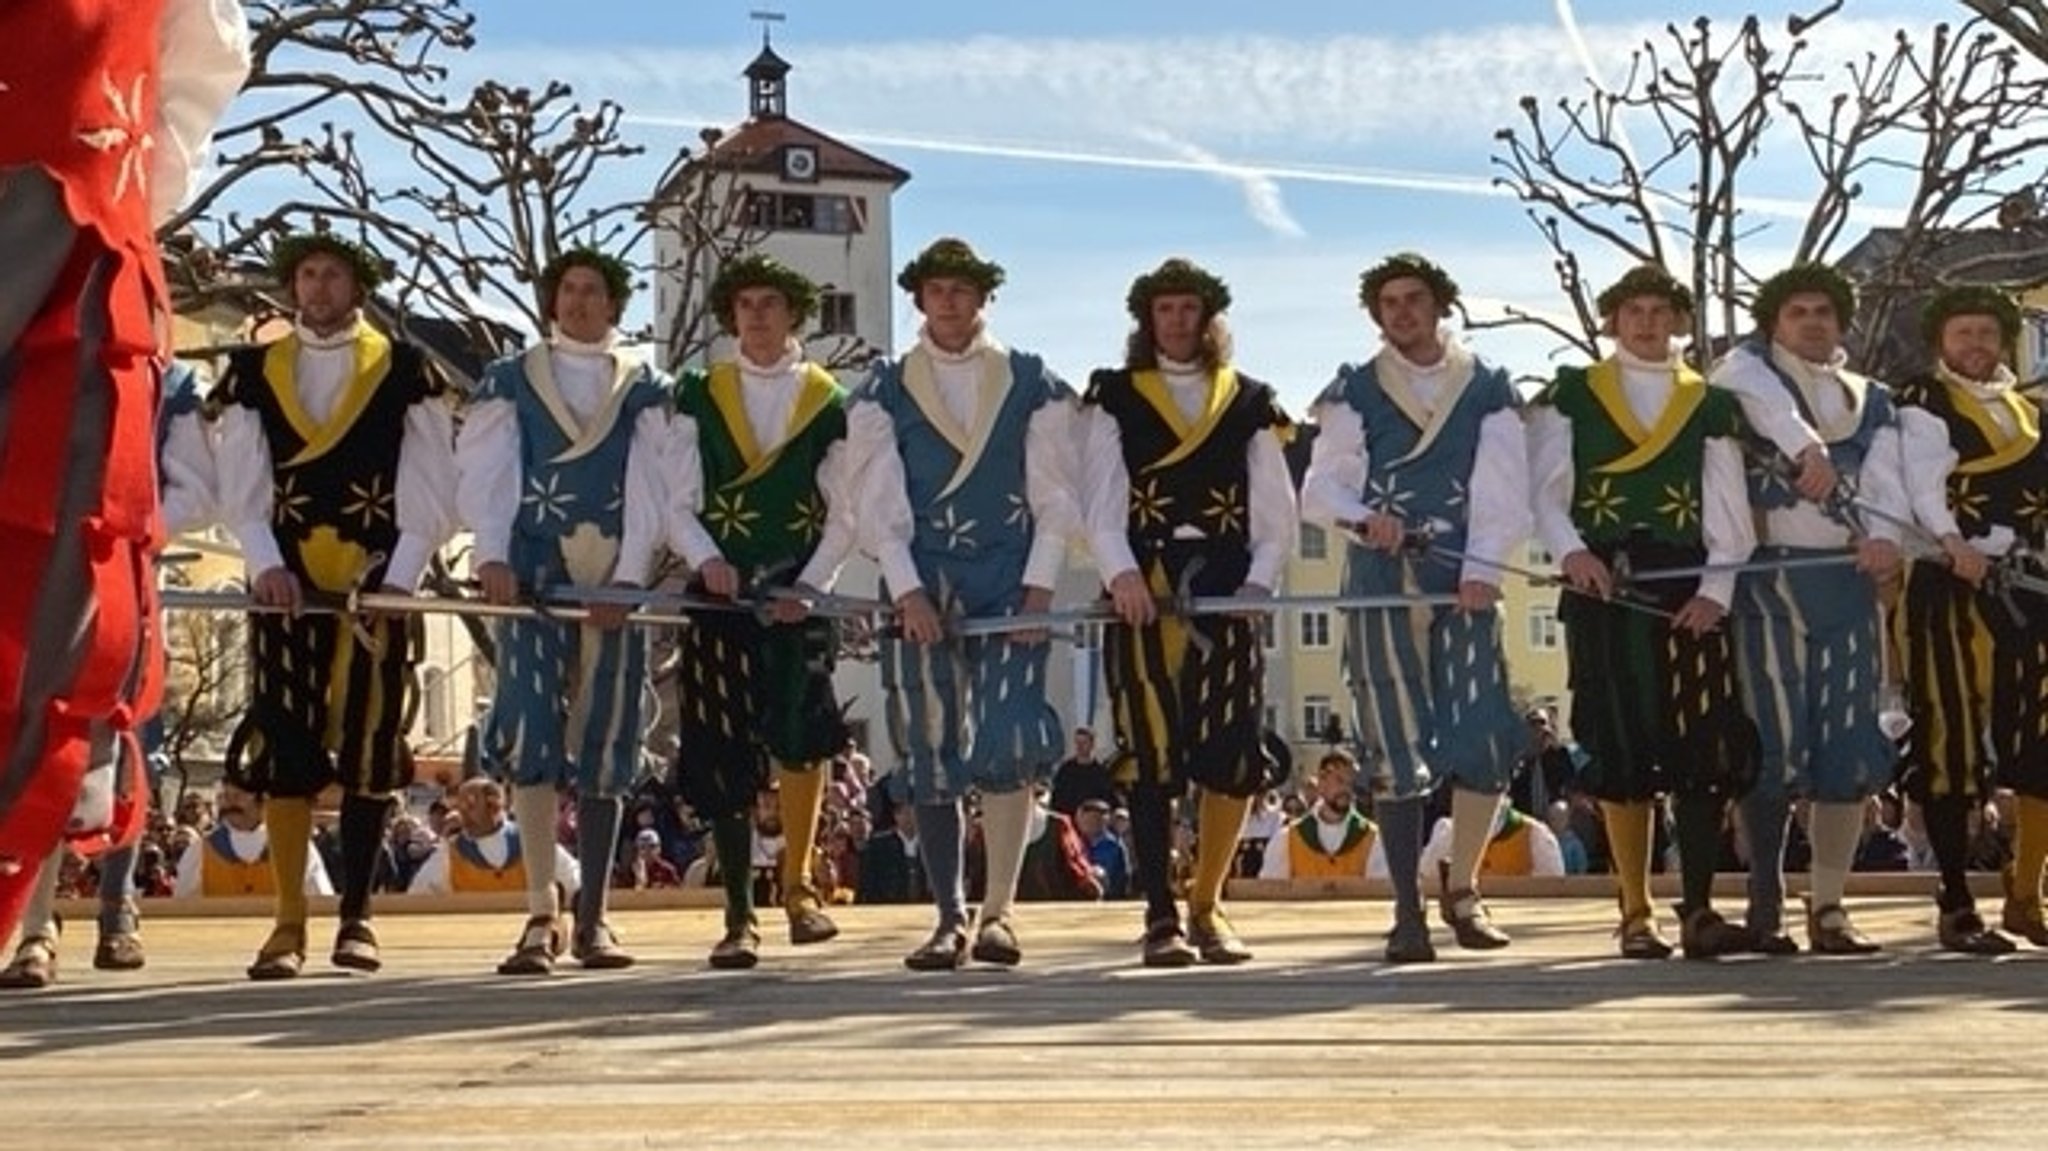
left=3, top=897, right=2045, bottom=1149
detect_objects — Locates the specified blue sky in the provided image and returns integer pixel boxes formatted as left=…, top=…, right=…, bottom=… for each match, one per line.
left=415, top=0, right=1966, bottom=409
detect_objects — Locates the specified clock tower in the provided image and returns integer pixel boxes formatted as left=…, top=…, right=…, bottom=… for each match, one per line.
left=650, top=23, right=911, bottom=373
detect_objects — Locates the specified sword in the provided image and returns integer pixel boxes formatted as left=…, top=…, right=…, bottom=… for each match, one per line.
left=159, top=588, right=700, bottom=629
left=1621, top=551, right=1860, bottom=582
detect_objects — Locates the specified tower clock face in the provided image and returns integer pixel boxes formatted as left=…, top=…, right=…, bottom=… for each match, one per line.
left=783, top=144, right=819, bottom=183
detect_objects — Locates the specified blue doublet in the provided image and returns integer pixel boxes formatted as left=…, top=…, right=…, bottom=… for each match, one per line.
left=1729, top=340, right=1898, bottom=803
left=1323, top=357, right=1522, bottom=798
left=475, top=350, right=666, bottom=798
left=862, top=350, right=1070, bottom=801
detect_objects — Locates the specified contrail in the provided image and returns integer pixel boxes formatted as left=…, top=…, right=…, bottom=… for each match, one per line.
left=621, top=113, right=1903, bottom=227
left=1554, top=0, right=1667, bottom=247
left=623, top=112, right=1507, bottom=199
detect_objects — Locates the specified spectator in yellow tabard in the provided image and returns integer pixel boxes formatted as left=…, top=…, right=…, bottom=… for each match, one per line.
left=409, top=779, right=580, bottom=900
left=173, top=783, right=334, bottom=899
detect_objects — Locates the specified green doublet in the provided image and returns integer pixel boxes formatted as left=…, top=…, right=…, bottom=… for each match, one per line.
left=1535, top=358, right=1757, bottom=804
left=1537, top=363, right=1743, bottom=549
left=669, top=364, right=850, bottom=820
left=673, top=365, right=848, bottom=577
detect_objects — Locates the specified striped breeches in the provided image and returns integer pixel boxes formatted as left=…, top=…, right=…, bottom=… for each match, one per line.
left=670, top=612, right=842, bottom=819
left=1733, top=550, right=1897, bottom=803
left=1103, top=559, right=1272, bottom=799
left=487, top=616, right=650, bottom=798
left=1562, top=593, right=1759, bottom=803
left=228, top=612, right=421, bottom=799
left=1343, top=602, right=1519, bottom=799
left=878, top=627, right=1059, bottom=803
left=1894, top=559, right=2048, bottom=801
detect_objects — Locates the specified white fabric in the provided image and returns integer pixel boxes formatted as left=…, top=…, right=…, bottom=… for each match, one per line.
left=171, top=823, right=332, bottom=898
left=216, top=321, right=458, bottom=589
left=159, top=405, right=216, bottom=536
left=150, top=0, right=252, bottom=225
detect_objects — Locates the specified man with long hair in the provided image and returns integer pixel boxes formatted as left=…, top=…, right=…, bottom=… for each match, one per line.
left=1083, top=257, right=1296, bottom=967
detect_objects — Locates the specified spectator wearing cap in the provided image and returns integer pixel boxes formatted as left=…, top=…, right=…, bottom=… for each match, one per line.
left=620, top=829, right=683, bottom=890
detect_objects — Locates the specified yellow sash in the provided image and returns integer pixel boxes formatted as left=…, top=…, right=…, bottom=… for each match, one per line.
left=1135, top=366, right=1240, bottom=474
left=1587, top=359, right=1707, bottom=475
left=708, top=361, right=840, bottom=489
left=266, top=323, right=393, bottom=468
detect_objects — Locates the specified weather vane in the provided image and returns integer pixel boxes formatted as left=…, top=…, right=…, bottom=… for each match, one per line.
left=749, top=9, right=785, bottom=47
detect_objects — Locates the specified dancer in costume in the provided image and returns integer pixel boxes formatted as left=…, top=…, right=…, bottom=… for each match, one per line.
left=1712, top=263, right=1906, bottom=955
left=1892, top=285, right=2048, bottom=954
left=213, top=232, right=458, bottom=979
left=1083, top=257, right=1296, bottom=966
left=459, top=247, right=669, bottom=974
left=664, top=254, right=858, bottom=969
left=1527, top=265, right=1760, bottom=960
left=0, top=0, right=247, bottom=952
left=0, top=360, right=219, bottom=987
left=851, top=237, right=1083, bottom=970
left=1300, top=252, right=1530, bottom=961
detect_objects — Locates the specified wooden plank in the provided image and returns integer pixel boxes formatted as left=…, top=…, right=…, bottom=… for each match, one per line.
left=3, top=899, right=2045, bottom=1149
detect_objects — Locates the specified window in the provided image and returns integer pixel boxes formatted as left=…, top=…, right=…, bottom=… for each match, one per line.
left=422, top=664, right=451, bottom=741
left=1257, top=614, right=1277, bottom=651
left=1527, top=541, right=1553, bottom=566
left=811, top=194, right=855, bottom=234
left=1299, top=522, right=1328, bottom=560
left=745, top=191, right=861, bottom=235
left=1527, top=603, right=1561, bottom=651
left=777, top=193, right=816, bottom=230
left=1299, top=609, right=1332, bottom=650
left=818, top=291, right=857, bottom=336
left=1302, top=695, right=1333, bottom=743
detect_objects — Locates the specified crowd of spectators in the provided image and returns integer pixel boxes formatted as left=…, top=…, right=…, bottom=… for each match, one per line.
left=47, top=719, right=2007, bottom=907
